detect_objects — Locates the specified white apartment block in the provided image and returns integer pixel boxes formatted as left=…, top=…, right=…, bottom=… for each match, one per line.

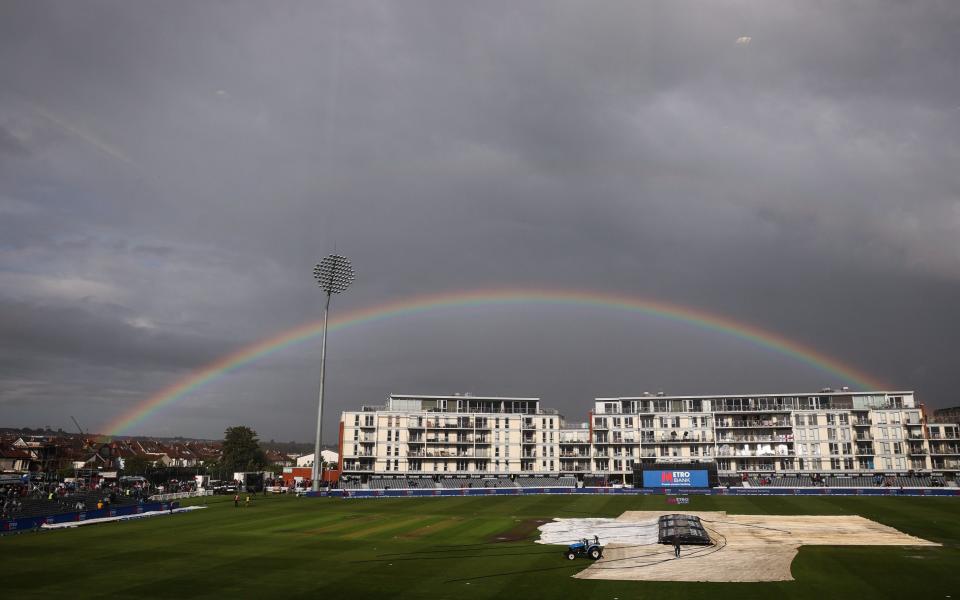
left=338, top=391, right=960, bottom=480
left=340, top=395, right=564, bottom=476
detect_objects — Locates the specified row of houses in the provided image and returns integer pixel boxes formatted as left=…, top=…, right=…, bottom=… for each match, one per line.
left=0, top=433, right=299, bottom=476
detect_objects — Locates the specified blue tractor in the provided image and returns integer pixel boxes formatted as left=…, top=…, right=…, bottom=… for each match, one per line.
left=565, top=535, right=603, bottom=561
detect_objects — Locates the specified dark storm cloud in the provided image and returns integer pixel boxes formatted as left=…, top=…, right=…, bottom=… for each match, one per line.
left=0, top=1, right=958, bottom=438
left=0, top=124, right=29, bottom=158
left=0, top=300, right=235, bottom=372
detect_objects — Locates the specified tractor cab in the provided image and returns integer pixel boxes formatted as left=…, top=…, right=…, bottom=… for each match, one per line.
left=565, top=535, right=603, bottom=560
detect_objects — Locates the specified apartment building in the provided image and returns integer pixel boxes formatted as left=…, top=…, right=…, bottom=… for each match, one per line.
left=591, top=391, right=933, bottom=477
left=340, top=394, right=564, bottom=476
left=338, top=391, right=960, bottom=479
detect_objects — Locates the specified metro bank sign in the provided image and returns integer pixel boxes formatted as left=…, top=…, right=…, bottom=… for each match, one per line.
left=643, top=469, right=709, bottom=488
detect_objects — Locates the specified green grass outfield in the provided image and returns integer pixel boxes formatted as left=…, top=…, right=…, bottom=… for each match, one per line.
left=4, top=494, right=959, bottom=599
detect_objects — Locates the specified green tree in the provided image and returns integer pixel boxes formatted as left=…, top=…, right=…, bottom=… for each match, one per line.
left=123, top=454, right=151, bottom=475
left=221, top=426, right=267, bottom=472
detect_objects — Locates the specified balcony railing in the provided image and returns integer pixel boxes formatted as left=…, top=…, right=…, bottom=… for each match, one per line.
left=715, top=420, right=792, bottom=428
left=716, top=435, right=788, bottom=443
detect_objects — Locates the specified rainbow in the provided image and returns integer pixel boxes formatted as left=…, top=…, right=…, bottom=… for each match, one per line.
left=101, top=288, right=888, bottom=435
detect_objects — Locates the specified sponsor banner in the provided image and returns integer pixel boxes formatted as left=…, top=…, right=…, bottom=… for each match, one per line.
left=1, top=502, right=179, bottom=533
left=642, top=469, right=709, bottom=488
left=321, top=486, right=960, bottom=500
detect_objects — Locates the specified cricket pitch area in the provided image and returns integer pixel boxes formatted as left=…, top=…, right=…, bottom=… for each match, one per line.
left=538, top=510, right=939, bottom=582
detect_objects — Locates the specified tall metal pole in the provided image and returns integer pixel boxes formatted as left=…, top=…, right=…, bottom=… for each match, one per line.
left=310, top=254, right=354, bottom=493
left=312, top=292, right=332, bottom=491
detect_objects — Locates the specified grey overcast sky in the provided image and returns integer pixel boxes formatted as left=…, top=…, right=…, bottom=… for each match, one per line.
left=1, top=1, right=958, bottom=440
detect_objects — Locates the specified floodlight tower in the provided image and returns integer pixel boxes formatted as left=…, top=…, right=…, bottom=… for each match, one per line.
left=311, top=254, right=355, bottom=491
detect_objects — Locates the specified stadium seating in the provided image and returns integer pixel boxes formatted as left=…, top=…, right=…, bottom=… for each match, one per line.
left=479, top=478, right=518, bottom=488
left=515, top=476, right=576, bottom=488
left=4, top=489, right=138, bottom=520
left=337, top=479, right=366, bottom=490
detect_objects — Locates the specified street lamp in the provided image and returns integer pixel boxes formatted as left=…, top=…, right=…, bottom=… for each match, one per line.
left=311, top=254, right=355, bottom=491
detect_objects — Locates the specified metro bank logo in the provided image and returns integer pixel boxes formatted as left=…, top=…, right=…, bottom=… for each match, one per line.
left=663, top=471, right=692, bottom=485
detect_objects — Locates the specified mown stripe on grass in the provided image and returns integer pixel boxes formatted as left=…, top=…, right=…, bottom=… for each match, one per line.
left=340, top=515, right=438, bottom=540
left=399, top=516, right=465, bottom=539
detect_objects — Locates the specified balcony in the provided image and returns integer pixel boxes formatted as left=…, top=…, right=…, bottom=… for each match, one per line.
left=715, top=421, right=792, bottom=428
left=342, top=464, right=374, bottom=472
left=716, top=450, right=791, bottom=457
left=716, top=435, right=790, bottom=443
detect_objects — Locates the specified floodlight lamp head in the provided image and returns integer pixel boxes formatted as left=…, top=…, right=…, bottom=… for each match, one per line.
left=313, top=254, right=355, bottom=294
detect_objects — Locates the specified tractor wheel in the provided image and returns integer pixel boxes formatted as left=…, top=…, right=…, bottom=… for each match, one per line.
left=589, top=548, right=602, bottom=560
left=565, top=551, right=577, bottom=560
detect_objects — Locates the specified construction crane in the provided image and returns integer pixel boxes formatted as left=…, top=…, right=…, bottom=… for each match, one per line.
left=70, top=416, right=86, bottom=436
